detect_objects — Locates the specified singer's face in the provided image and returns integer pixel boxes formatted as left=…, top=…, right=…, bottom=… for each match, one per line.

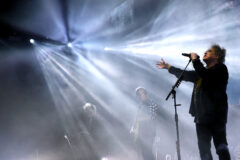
left=203, top=47, right=218, bottom=62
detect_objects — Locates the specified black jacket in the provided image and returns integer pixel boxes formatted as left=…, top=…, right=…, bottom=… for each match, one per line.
left=168, top=59, right=229, bottom=124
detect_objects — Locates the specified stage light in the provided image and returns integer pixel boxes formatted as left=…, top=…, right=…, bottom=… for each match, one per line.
left=30, top=39, right=35, bottom=44
left=67, top=42, right=72, bottom=48
left=104, top=47, right=110, bottom=51
left=101, top=157, right=108, bottom=160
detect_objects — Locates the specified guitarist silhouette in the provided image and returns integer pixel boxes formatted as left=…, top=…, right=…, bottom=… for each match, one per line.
left=130, top=87, right=160, bottom=160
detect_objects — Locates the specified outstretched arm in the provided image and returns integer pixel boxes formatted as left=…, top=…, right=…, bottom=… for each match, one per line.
left=156, top=58, right=198, bottom=83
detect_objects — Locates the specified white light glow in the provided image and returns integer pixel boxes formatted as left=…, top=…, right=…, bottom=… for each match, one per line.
left=67, top=42, right=73, bottom=48
left=30, top=39, right=35, bottom=44
left=104, top=47, right=110, bottom=51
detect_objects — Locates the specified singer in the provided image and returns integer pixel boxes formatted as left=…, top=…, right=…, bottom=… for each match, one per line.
left=156, top=44, right=231, bottom=160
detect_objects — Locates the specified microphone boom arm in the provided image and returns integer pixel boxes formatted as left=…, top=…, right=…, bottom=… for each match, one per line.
left=166, top=58, right=191, bottom=100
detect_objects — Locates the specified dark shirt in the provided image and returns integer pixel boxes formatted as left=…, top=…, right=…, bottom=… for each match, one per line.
left=168, top=59, right=229, bottom=124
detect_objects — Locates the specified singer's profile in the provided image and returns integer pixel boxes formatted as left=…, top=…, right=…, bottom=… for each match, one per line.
left=156, top=44, right=231, bottom=160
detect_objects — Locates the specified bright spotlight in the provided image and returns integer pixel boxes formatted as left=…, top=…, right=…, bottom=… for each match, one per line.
left=101, top=157, right=108, bottom=160
left=30, top=39, right=35, bottom=44
left=104, top=47, right=110, bottom=51
left=67, top=42, right=73, bottom=48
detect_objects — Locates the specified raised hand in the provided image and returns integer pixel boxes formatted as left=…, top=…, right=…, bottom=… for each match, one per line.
left=156, top=58, right=171, bottom=69
left=190, top=52, right=199, bottom=60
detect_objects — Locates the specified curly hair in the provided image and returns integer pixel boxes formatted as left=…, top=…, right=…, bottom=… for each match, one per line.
left=211, top=44, right=226, bottom=63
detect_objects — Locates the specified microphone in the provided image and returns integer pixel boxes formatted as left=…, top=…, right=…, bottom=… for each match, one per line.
left=182, top=53, right=199, bottom=59
left=182, top=53, right=191, bottom=58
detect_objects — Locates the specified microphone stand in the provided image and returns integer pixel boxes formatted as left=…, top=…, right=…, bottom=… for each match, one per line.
left=165, top=59, right=192, bottom=160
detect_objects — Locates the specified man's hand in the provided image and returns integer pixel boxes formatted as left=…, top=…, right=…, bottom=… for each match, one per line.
left=190, top=53, right=199, bottom=60
left=156, top=58, right=171, bottom=69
